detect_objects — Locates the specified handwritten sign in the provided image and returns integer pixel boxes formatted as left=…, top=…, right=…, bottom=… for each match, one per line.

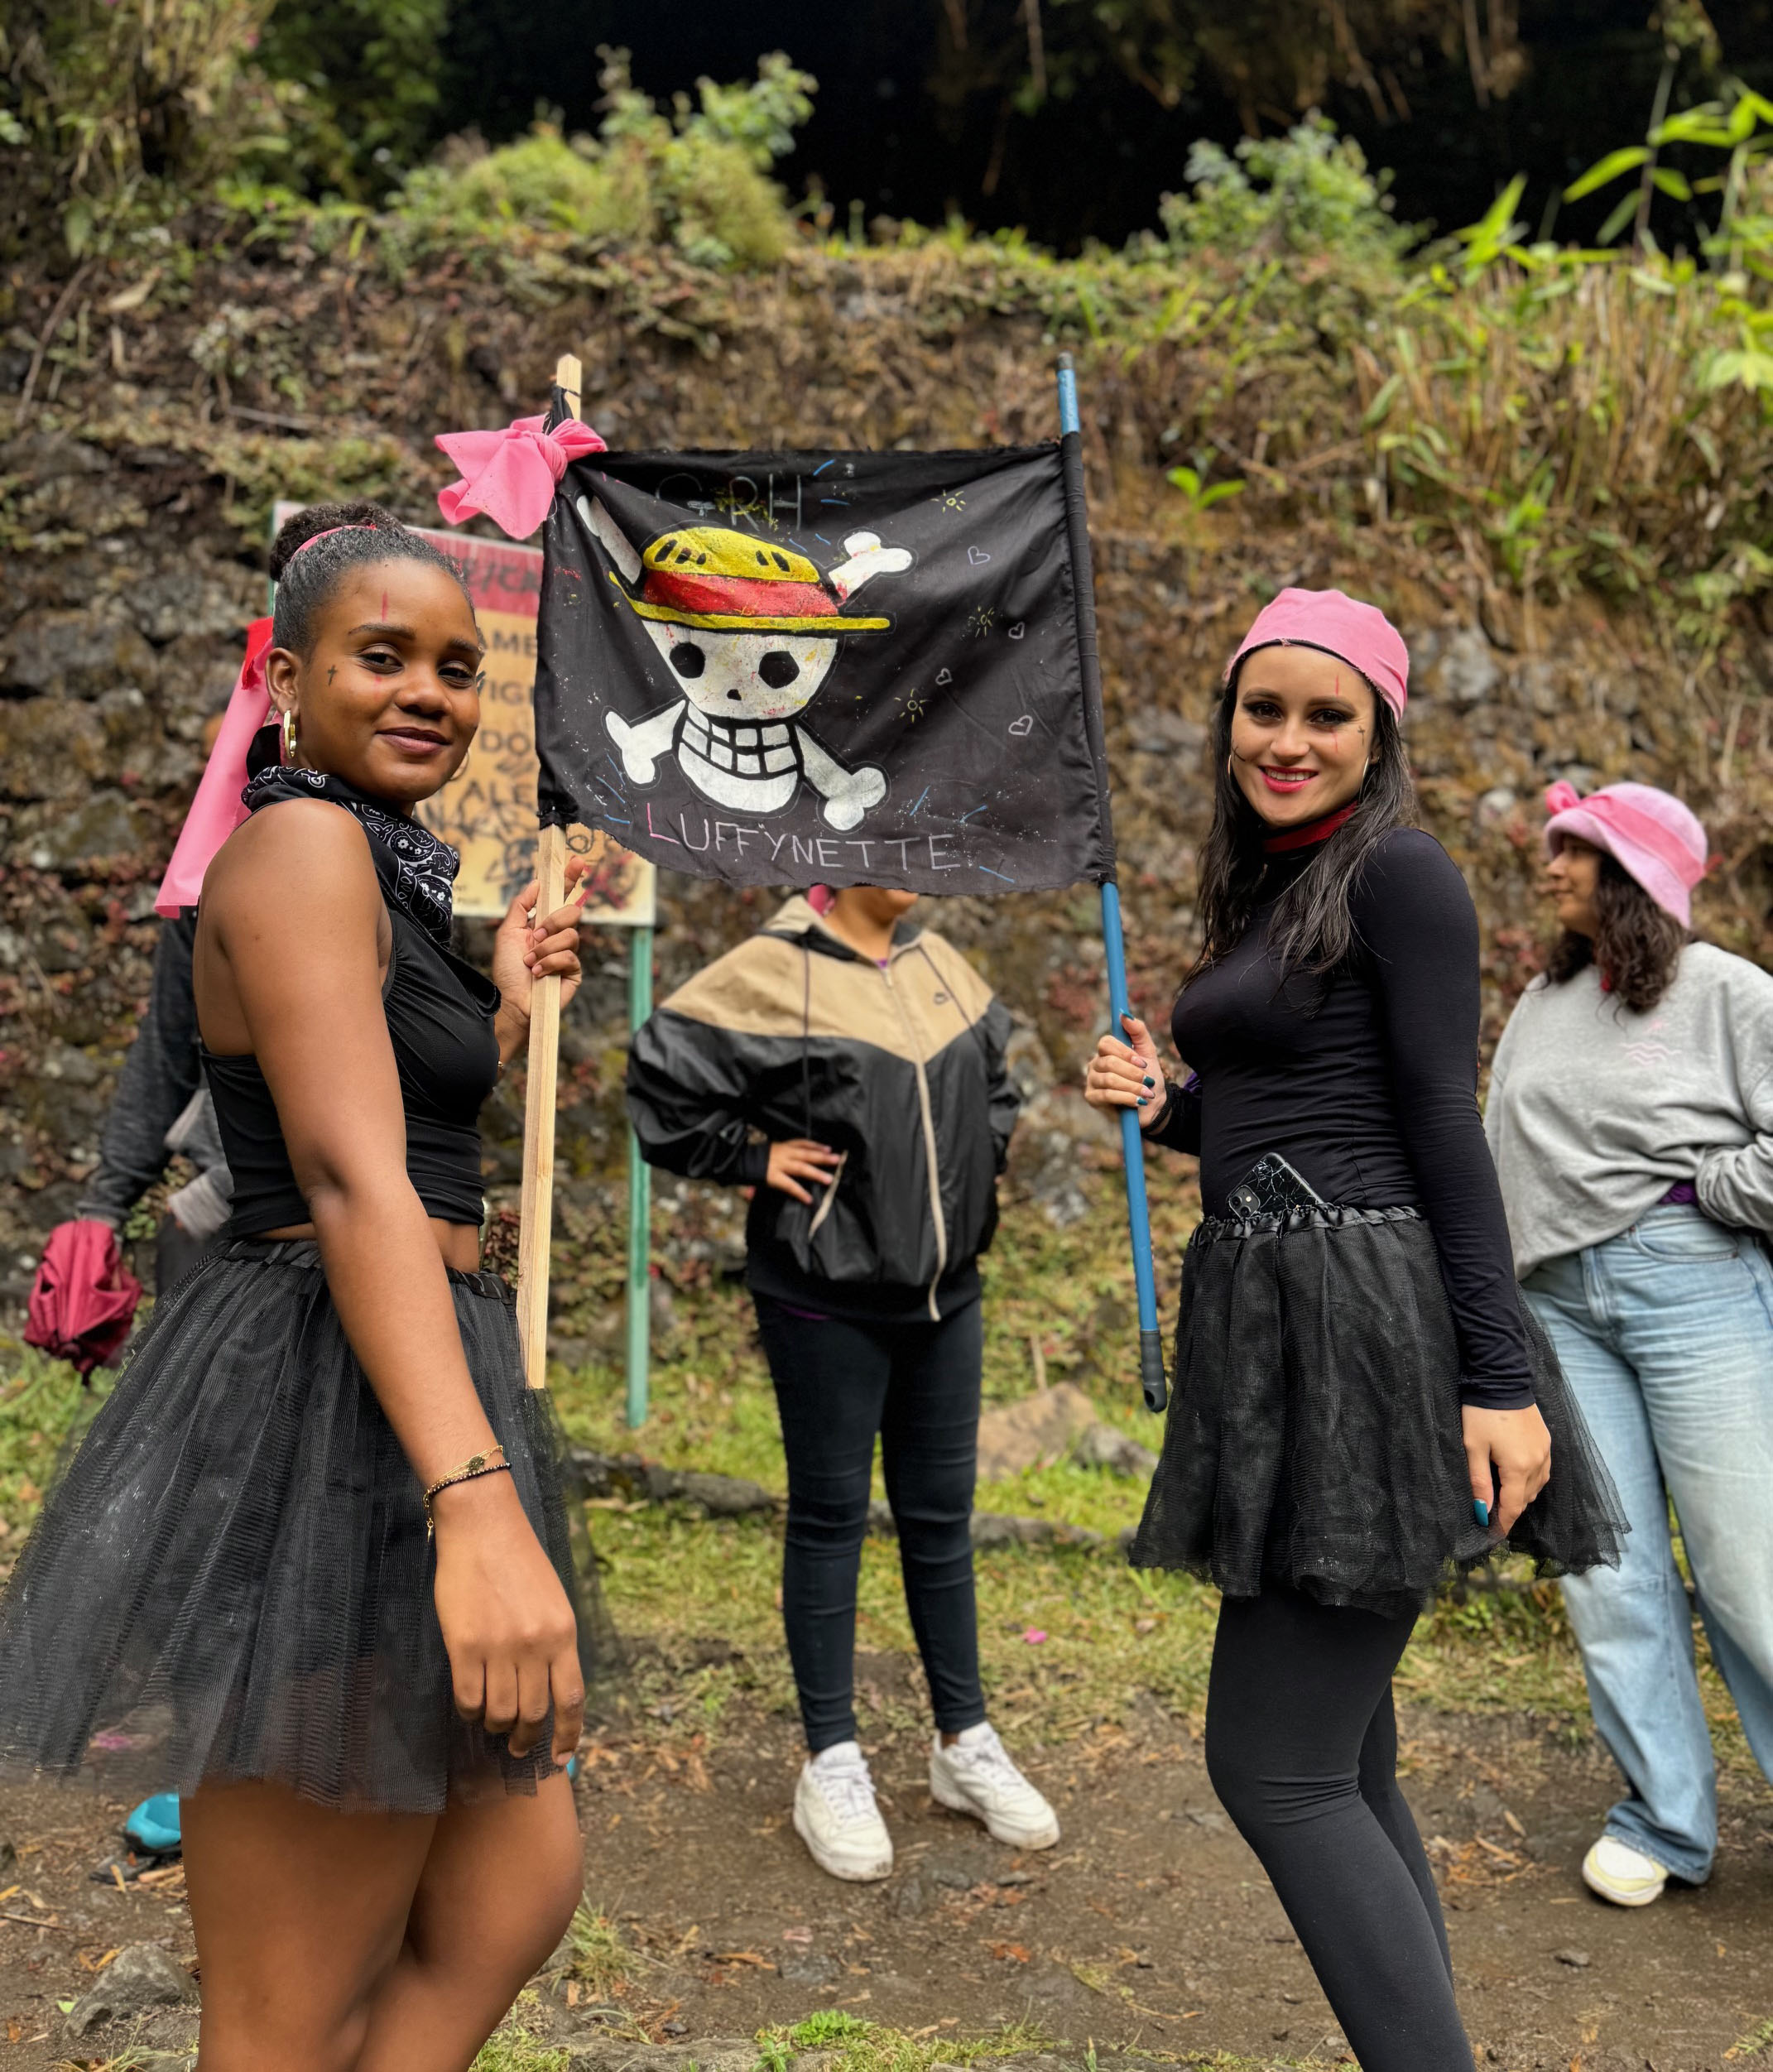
left=271, top=505, right=655, bottom=925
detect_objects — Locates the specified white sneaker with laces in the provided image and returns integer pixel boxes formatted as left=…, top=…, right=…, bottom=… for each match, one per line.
left=929, top=1722, right=1059, bottom=1849
left=1582, top=1834, right=1668, bottom=1907
left=793, top=1740, right=894, bottom=1882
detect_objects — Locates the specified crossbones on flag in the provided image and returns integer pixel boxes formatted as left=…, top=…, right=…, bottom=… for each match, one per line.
left=534, top=445, right=1114, bottom=894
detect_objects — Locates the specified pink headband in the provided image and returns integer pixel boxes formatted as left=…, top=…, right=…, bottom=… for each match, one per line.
left=1543, top=781, right=1707, bottom=927
left=1225, top=587, right=1409, bottom=718
left=288, top=522, right=379, bottom=558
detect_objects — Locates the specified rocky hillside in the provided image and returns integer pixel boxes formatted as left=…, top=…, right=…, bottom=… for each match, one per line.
left=2, top=233, right=1768, bottom=1321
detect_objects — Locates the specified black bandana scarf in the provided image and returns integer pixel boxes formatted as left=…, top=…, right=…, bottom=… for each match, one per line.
left=243, top=766, right=460, bottom=948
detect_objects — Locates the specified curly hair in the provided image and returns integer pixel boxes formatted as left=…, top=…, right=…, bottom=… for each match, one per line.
left=1545, top=852, right=1689, bottom=1012
left=269, top=500, right=475, bottom=656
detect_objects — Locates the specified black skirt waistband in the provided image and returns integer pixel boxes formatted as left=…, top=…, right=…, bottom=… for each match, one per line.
left=1190, top=1202, right=1423, bottom=1244
left=213, top=1235, right=514, bottom=1305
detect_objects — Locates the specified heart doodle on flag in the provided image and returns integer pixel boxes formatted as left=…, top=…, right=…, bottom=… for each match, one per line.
left=1007, top=622, right=1025, bottom=639
left=1008, top=714, right=1034, bottom=737
left=935, top=667, right=953, bottom=685
left=968, top=546, right=992, bottom=565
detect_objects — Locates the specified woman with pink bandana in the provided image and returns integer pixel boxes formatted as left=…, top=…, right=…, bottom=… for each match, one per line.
left=1487, top=782, right=1773, bottom=1907
left=1086, top=589, right=1624, bottom=2068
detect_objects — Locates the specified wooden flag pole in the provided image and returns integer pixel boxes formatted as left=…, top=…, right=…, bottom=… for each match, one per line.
left=516, top=351, right=580, bottom=1388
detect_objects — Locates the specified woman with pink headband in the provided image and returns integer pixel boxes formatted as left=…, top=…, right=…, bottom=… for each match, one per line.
left=1085, top=588, right=1623, bottom=2069
left=1487, top=781, right=1773, bottom=1908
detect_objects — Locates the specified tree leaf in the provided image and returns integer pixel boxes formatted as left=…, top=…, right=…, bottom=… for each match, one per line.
left=1564, top=147, right=1650, bottom=203
left=1598, top=190, right=1641, bottom=245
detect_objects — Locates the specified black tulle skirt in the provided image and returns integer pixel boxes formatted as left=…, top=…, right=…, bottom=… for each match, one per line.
left=1130, top=1205, right=1627, bottom=1616
left=0, top=1239, right=616, bottom=1813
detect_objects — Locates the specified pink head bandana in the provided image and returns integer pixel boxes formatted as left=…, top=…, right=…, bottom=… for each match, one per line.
left=154, top=618, right=275, bottom=916
left=435, top=414, right=608, bottom=541
left=1225, top=587, right=1410, bottom=719
left=1543, top=780, right=1707, bottom=927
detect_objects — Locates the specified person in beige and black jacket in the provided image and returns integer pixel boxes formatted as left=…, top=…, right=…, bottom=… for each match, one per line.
left=627, top=885, right=1059, bottom=1882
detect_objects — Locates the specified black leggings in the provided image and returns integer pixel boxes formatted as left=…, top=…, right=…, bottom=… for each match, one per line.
left=755, top=1294, right=987, bottom=1753
left=1205, top=1588, right=1471, bottom=2072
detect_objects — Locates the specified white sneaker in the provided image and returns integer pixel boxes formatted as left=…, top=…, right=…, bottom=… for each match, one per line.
left=929, top=1722, right=1059, bottom=1849
left=1582, top=1834, right=1669, bottom=1907
left=793, top=1741, right=893, bottom=1882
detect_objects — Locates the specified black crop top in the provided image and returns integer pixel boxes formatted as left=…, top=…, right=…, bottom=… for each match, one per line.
left=1149, top=826, right=1533, bottom=1409
left=204, top=900, right=500, bottom=1234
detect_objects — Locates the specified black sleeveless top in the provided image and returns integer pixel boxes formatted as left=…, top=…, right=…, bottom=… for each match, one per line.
left=204, top=899, right=501, bottom=1235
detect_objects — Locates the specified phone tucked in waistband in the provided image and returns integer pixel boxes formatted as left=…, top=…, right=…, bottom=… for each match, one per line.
left=1227, top=1152, right=1328, bottom=1219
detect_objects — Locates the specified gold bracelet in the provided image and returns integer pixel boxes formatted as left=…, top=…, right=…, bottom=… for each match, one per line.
left=424, top=1445, right=511, bottom=1537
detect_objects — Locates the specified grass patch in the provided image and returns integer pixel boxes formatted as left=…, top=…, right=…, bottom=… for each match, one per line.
left=1728, top=2016, right=1773, bottom=2060
left=751, top=2015, right=1310, bottom=2071
left=556, top=1901, right=637, bottom=2000
left=554, top=1175, right=1199, bottom=1548
left=469, top=2027, right=569, bottom=2072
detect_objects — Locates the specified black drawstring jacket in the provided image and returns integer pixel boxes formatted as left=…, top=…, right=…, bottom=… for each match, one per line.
left=625, top=897, right=1021, bottom=1322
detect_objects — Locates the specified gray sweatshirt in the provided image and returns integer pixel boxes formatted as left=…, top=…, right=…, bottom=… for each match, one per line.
left=1484, top=942, right=1773, bottom=1276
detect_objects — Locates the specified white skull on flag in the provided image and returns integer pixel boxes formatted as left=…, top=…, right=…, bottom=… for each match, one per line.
left=582, top=498, right=911, bottom=831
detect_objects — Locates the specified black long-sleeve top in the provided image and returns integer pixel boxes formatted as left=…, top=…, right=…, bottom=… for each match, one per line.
left=74, top=911, right=205, bottom=1228
left=1148, top=827, right=1534, bottom=1409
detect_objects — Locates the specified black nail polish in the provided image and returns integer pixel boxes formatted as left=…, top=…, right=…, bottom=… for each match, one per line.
left=1143, top=1076, right=1155, bottom=1089
left=1137, top=1096, right=1148, bottom=1107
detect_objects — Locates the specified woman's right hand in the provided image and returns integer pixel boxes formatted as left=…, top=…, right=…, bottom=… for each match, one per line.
left=431, top=1472, right=584, bottom=1765
left=1084, top=1014, right=1167, bottom=1131
left=766, top=1138, right=842, bottom=1204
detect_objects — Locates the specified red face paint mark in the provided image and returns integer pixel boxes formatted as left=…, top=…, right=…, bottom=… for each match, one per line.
left=381, top=589, right=387, bottom=619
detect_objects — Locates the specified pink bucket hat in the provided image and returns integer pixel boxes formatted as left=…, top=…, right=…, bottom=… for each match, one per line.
left=1543, top=780, right=1707, bottom=927
left=1225, top=587, right=1409, bottom=718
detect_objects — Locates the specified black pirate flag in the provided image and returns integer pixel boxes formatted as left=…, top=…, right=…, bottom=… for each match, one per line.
left=533, top=445, right=1114, bottom=894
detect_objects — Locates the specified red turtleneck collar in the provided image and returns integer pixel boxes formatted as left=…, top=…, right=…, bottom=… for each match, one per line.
left=1263, top=801, right=1359, bottom=854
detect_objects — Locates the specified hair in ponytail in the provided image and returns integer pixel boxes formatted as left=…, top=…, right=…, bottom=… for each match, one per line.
left=268, top=501, right=475, bottom=656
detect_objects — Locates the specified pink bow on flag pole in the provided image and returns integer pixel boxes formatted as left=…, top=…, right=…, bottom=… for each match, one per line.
left=154, top=617, right=276, bottom=917
left=435, top=414, right=607, bottom=541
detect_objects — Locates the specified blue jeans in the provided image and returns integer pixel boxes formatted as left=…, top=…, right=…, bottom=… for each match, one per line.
left=1524, top=1207, right=1773, bottom=1882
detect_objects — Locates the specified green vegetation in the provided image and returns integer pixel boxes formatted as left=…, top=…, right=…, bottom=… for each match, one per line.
left=383, top=50, right=816, bottom=272
left=554, top=1901, right=639, bottom=2002
left=467, top=2003, right=1328, bottom=2072
left=253, top=0, right=450, bottom=202
left=1727, top=2015, right=1773, bottom=2060
left=469, top=2016, right=570, bottom=2072
left=10, top=8, right=1773, bottom=655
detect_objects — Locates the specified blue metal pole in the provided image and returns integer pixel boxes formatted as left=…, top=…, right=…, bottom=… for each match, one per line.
left=625, top=923, right=654, bottom=1428
left=1056, top=355, right=1167, bottom=1413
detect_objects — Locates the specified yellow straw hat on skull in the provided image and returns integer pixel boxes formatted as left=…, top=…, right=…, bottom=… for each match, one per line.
left=626, top=526, right=889, bottom=635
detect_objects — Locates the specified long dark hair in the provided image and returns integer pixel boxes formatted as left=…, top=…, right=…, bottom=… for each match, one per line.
left=1189, top=664, right=1417, bottom=982
left=1545, top=852, right=1689, bottom=1012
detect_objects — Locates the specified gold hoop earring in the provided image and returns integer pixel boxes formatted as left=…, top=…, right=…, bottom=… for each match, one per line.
left=281, top=707, right=299, bottom=764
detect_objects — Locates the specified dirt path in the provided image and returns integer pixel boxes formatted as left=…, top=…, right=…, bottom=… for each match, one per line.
left=2, top=1649, right=1769, bottom=2069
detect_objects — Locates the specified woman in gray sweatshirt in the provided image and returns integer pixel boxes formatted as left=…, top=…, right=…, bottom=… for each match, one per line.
left=1485, top=781, right=1773, bottom=1910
